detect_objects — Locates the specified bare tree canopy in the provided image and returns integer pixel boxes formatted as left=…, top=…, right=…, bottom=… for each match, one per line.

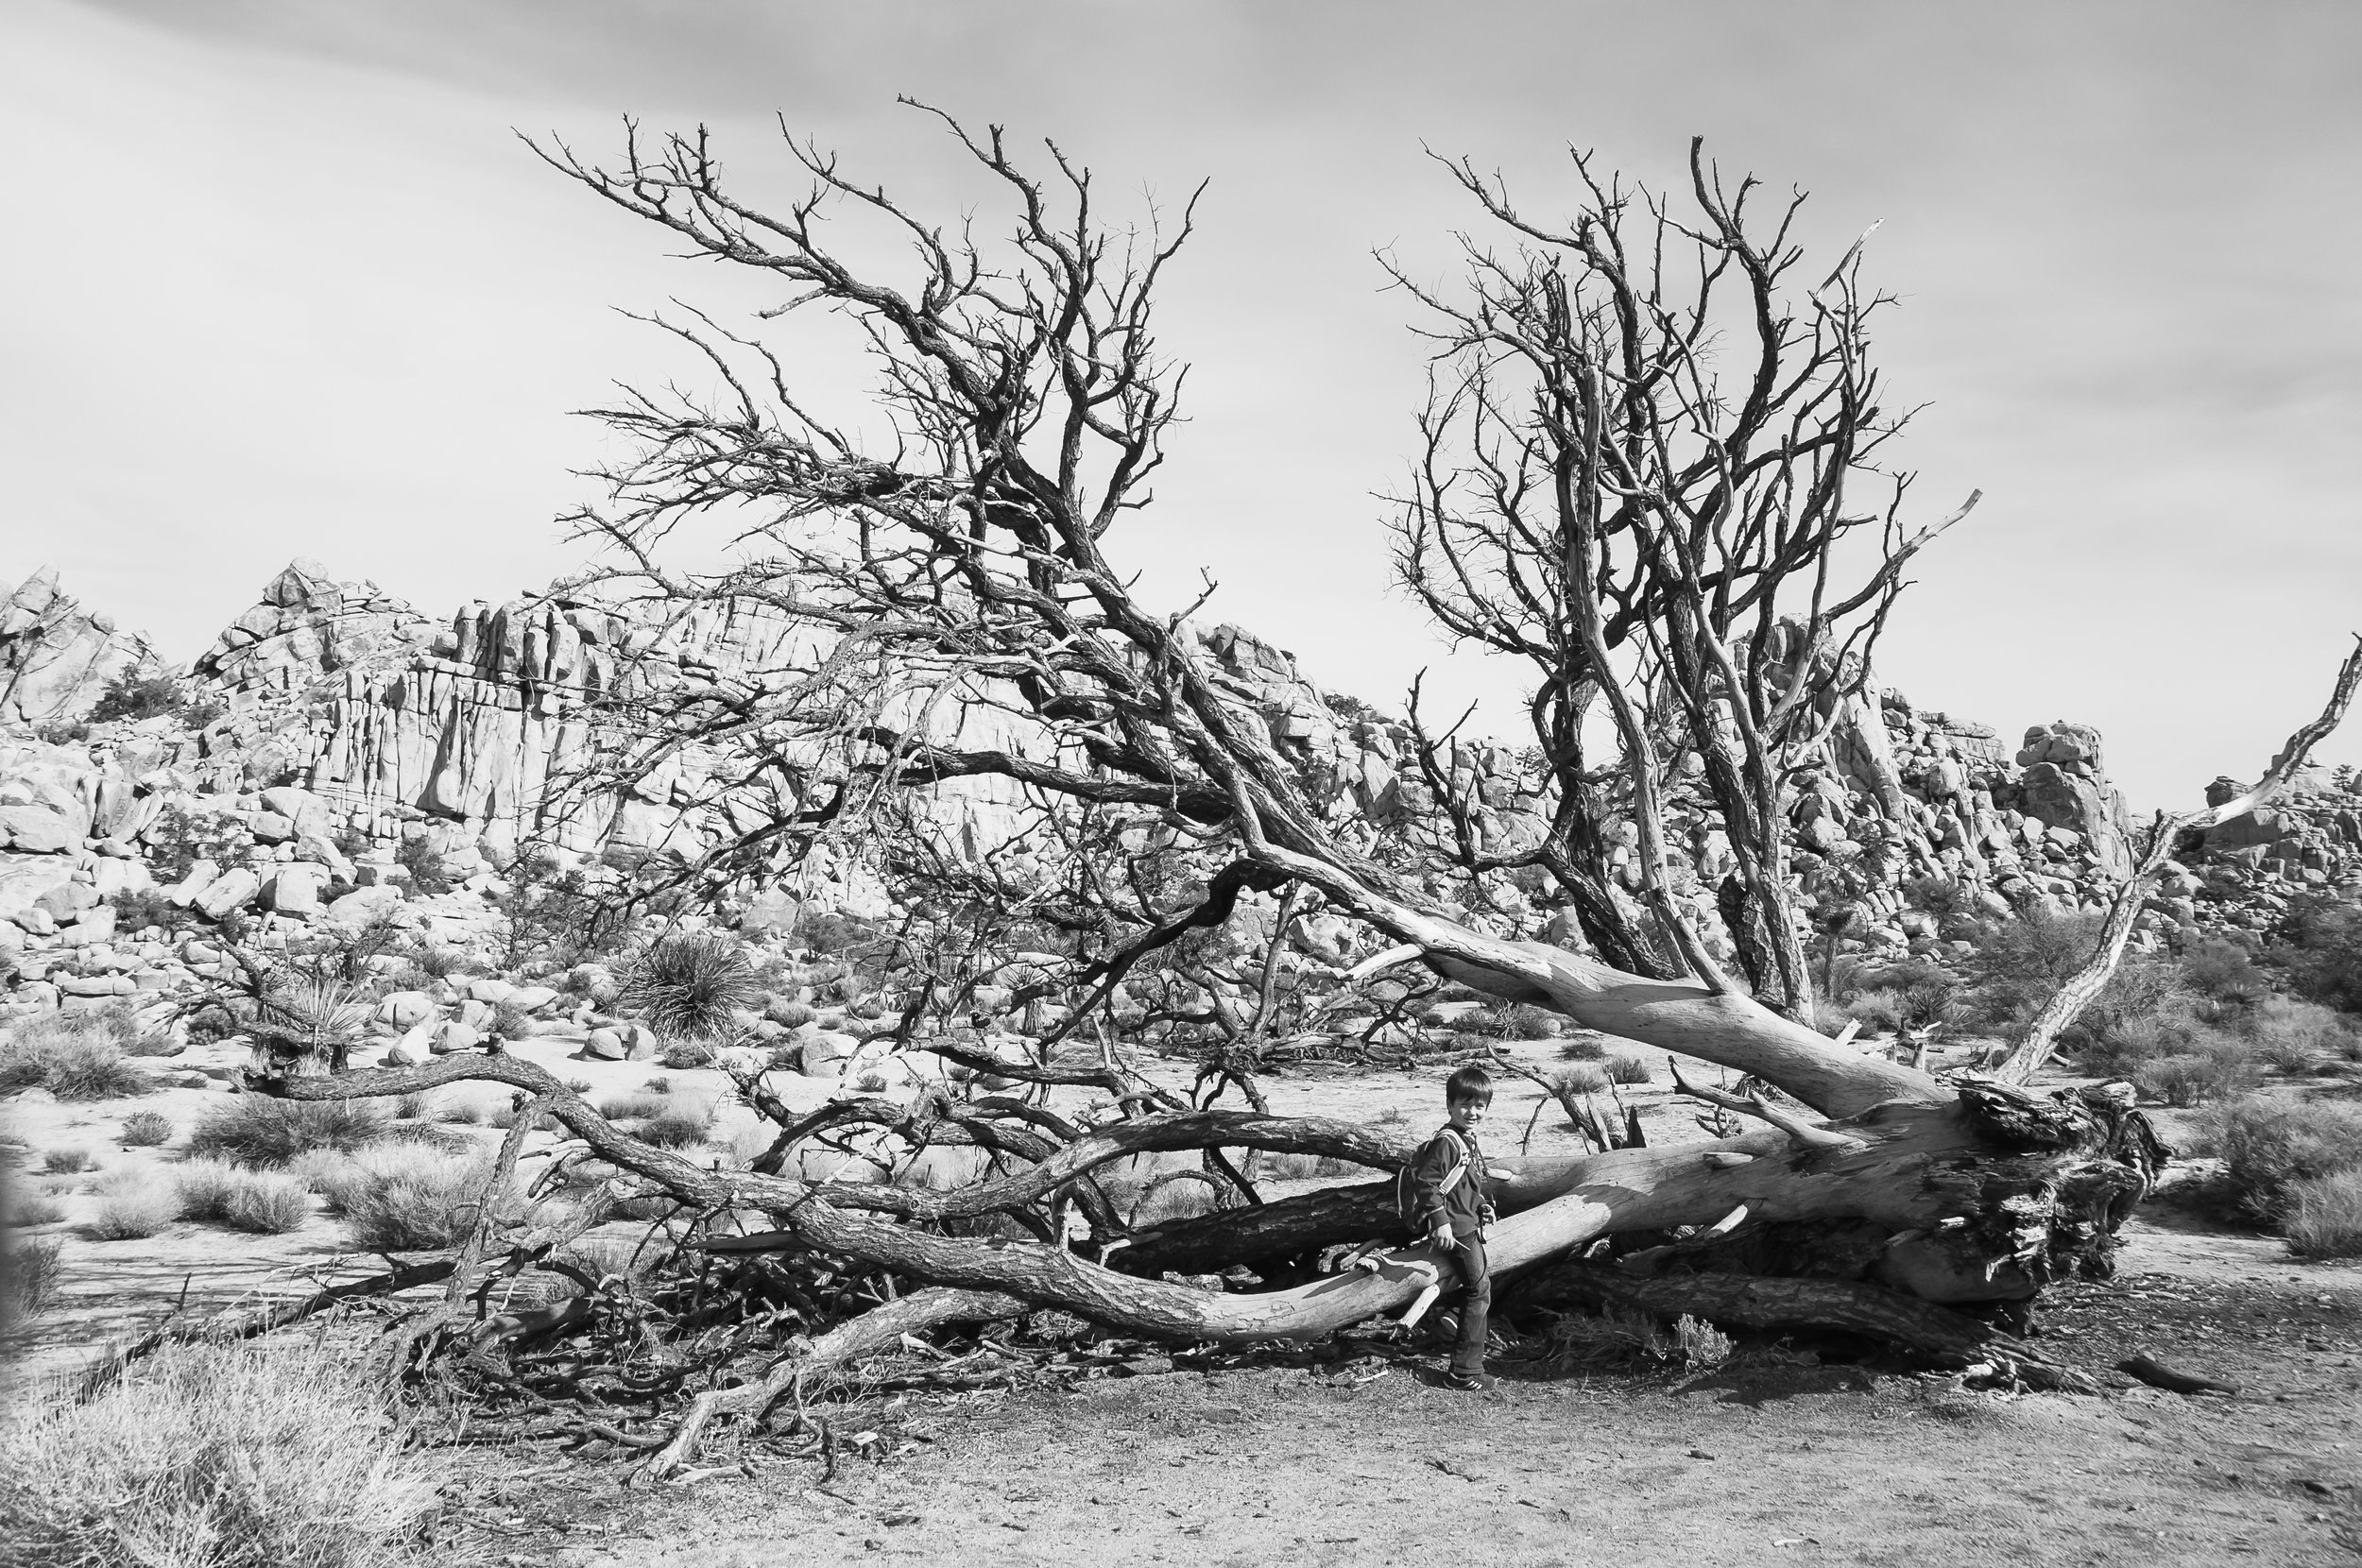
left=1387, top=140, right=1979, bottom=1016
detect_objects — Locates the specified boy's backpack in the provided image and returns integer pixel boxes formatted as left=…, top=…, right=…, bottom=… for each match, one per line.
left=1393, top=1126, right=1470, bottom=1237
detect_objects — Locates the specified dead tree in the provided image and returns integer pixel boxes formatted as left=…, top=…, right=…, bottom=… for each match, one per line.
left=1386, top=143, right=1977, bottom=1021
left=242, top=109, right=2357, bottom=1464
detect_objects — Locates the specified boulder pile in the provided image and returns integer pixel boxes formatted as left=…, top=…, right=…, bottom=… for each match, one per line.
left=3, top=558, right=2358, bottom=1056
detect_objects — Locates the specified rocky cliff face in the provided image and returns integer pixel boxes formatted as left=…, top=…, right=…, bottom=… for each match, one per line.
left=0, top=569, right=155, bottom=727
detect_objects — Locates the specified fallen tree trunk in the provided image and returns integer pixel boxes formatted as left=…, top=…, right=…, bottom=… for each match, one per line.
left=267, top=1058, right=2159, bottom=1341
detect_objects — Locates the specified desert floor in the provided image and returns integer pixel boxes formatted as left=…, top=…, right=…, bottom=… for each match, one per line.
left=7, top=1035, right=2361, bottom=1567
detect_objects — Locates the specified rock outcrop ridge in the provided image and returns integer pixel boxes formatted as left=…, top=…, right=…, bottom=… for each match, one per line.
left=3, top=559, right=2358, bottom=1033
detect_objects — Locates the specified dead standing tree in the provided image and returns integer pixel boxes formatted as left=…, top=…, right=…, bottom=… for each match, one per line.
left=255, top=111, right=2355, bottom=1463
left=1385, top=142, right=1981, bottom=1022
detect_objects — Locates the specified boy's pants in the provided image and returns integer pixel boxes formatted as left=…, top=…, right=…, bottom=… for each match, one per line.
left=1448, top=1229, right=1491, bottom=1375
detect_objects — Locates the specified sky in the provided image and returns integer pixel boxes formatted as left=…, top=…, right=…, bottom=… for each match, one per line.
left=3, top=0, right=2358, bottom=810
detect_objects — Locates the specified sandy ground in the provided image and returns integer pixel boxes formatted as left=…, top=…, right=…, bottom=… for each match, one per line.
left=7, top=1034, right=2362, bottom=1564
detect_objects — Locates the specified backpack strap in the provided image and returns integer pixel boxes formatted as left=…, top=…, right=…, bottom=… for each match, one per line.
left=1429, top=1127, right=1470, bottom=1196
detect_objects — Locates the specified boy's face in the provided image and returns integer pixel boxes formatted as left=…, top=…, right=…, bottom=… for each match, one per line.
left=1448, top=1096, right=1491, bottom=1131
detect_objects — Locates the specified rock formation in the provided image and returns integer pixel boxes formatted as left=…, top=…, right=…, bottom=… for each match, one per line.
left=0, top=568, right=156, bottom=727
left=2, top=559, right=2358, bottom=1032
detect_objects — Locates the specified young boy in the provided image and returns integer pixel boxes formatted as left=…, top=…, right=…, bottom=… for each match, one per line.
left=1410, top=1064, right=1499, bottom=1390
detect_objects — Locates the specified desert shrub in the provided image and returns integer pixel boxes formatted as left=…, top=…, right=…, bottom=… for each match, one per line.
left=638, top=1104, right=715, bottom=1150
left=1553, top=1064, right=1610, bottom=1097
left=642, top=1075, right=674, bottom=1094
left=1555, top=1033, right=1609, bottom=1062
left=393, top=835, right=450, bottom=895
left=2133, top=1053, right=2250, bottom=1108
left=340, top=1146, right=506, bottom=1252
left=2270, top=896, right=2362, bottom=1012
left=1901, top=875, right=1970, bottom=917
left=1453, top=1001, right=1564, bottom=1040
left=658, top=1040, right=715, bottom=1070
left=118, top=1111, right=175, bottom=1148
left=1605, top=1053, right=1652, bottom=1085
left=393, top=1092, right=430, bottom=1119
left=2198, top=1094, right=2362, bottom=1220
left=89, top=1171, right=180, bottom=1239
left=771, top=1000, right=816, bottom=1030
left=2179, top=936, right=2271, bottom=1004
left=0, top=1339, right=442, bottom=1567
left=2284, top=1168, right=2362, bottom=1259
left=188, top=1097, right=390, bottom=1167
left=43, top=1148, right=95, bottom=1175
left=488, top=851, right=626, bottom=969
left=437, top=1100, right=486, bottom=1126
left=87, top=668, right=192, bottom=725
left=141, top=802, right=252, bottom=882
left=175, top=1159, right=309, bottom=1235
left=619, top=933, right=762, bottom=1043
left=596, top=1092, right=671, bottom=1122
left=1955, top=910, right=2189, bottom=1048
left=107, top=887, right=189, bottom=937
left=404, top=944, right=471, bottom=980
left=2239, top=995, right=2359, bottom=1072
left=180, top=999, right=247, bottom=1051
left=796, top=910, right=886, bottom=958
left=7, top=1185, right=67, bottom=1227
left=0, top=1016, right=153, bottom=1100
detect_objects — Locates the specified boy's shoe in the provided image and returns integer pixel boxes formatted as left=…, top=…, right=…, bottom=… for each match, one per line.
left=1442, top=1370, right=1498, bottom=1392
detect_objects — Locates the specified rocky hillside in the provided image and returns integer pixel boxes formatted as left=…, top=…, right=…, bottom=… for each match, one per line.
left=3, top=558, right=2358, bottom=1039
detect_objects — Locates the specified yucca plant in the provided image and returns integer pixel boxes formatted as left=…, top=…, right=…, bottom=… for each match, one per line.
left=247, top=976, right=375, bottom=1078
left=618, top=933, right=761, bottom=1045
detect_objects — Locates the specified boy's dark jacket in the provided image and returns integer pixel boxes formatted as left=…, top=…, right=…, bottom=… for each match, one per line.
left=1409, top=1125, right=1497, bottom=1237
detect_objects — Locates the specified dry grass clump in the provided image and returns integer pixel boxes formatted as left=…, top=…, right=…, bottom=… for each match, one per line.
left=1552, top=1064, right=1610, bottom=1097
left=1546, top=1306, right=1731, bottom=1369
left=188, top=1097, right=391, bottom=1167
left=174, top=1160, right=310, bottom=1235
left=89, top=1170, right=181, bottom=1240
left=1555, top=1033, right=1609, bottom=1062
left=595, top=1092, right=672, bottom=1123
left=0, top=1338, right=441, bottom=1567
left=0, top=1013, right=154, bottom=1100
left=7, top=1185, right=67, bottom=1227
left=4, top=1234, right=65, bottom=1321
left=1258, top=1150, right=1362, bottom=1181
left=638, top=1102, right=715, bottom=1150
left=1454, top=1001, right=1565, bottom=1040
left=2285, top=1168, right=2362, bottom=1259
left=335, top=1145, right=509, bottom=1252
left=119, top=1111, right=176, bottom=1148
left=43, top=1147, right=96, bottom=1175
left=1605, top=1053, right=1652, bottom=1085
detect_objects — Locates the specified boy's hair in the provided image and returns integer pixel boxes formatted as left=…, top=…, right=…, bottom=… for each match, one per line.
left=1445, top=1065, right=1495, bottom=1106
